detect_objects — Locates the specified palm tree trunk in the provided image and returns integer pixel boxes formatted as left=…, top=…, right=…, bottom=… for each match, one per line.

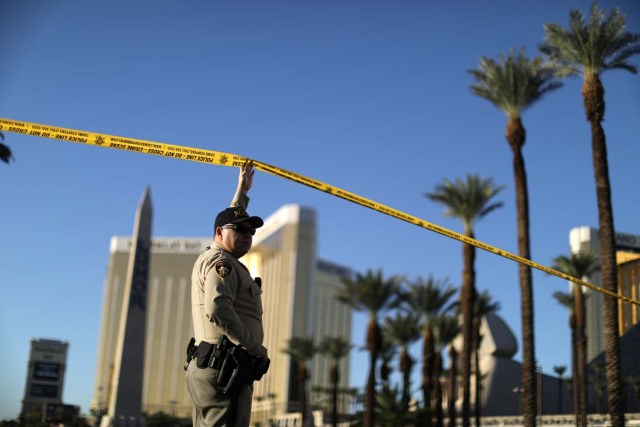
left=570, top=314, right=580, bottom=427
left=400, top=349, right=412, bottom=409
left=584, top=73, right=624, bottom=427
left=507, top=116, right=536, bottom=427
left=423, top=325, right=435, bottom=426
left=461, top=238, right=476, bottom=427
left=365, top=319, right=381, bottom=427
left=365, top=351, right=376, bottom=427
left=473, top=325, right=481, bottom=427
left=331, top=364, right=339, bottom=427
left=575, top=287, right=587, bottom=427
left=448, top=346, right=458, bottom=427
left=300, top=365, right=308, bottom=425
left=434, top=352, right=444, bottom=427
left=557, top=376, right=562, bottom=415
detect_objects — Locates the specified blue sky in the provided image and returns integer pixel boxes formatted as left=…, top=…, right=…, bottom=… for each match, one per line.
left=1, top=0, right=639, bottom=420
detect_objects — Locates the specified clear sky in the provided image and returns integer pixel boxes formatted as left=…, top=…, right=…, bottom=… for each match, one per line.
left=1, top=0, right=638, bottom=420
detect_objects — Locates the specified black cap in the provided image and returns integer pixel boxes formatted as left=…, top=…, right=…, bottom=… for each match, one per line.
left=214, top=206, right=264, bottom=230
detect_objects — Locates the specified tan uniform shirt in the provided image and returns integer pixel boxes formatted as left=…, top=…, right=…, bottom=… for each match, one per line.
left=190, top=193, right=264, bottom=356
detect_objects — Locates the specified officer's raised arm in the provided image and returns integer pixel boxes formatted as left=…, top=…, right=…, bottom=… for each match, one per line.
left=231, top=160, right=255, bottom=209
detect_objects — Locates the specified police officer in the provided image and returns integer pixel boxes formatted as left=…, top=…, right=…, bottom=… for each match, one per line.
left=186, top=160, right=268, bottom=427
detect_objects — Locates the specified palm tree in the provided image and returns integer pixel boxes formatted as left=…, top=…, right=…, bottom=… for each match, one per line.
left=375, top=385, right=414, bottom=427
left=432, top=314, right=461, bottom=427
left=552, top=250, right=598, bottom=426
left=589, top=361, right=607, bottom=414
left=469, top=47, right=562, bottom=427
left=563, top=377, right=575, bottom=414
left=379, top=338, right=397, bottom=389
left=282, top=336, right=316, bottom=425
left=625, top=376, right=640, bottom=408
left=553, top=365, right=567, bottom=415
left=540, top=5, right=640, bottom=425
left=0, top=132, right=14, bottom=164
left=383, top=311, right=421, bottom=409
left=336, top=269, right=403, bottom=427
left=553, top=290, right=580, bottom=424
left=318, top=336, right=353, bottom=427
left=402, top=275, right=457, bottom=424
left=472, top=291, right=501, bottom=426
left=447, top=330, right=460, bottom=427
left=426, top=175, right=504, bottom=427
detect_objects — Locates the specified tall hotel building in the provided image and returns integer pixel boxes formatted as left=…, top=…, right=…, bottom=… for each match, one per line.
left=91, top=203, right=352, bottom=421
left=569, top=226, right=640, bottom=362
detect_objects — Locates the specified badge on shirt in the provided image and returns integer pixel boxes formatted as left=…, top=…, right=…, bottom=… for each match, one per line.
left=215, top=261, right=232, bottom=279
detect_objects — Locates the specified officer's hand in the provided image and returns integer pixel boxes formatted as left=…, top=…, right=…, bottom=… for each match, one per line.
left=238, top=160, right=255, bottom=193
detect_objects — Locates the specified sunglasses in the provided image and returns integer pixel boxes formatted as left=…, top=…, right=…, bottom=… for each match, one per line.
left=222, top=224, right=256, bottom=236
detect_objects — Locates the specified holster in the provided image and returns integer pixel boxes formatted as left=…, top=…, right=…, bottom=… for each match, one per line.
left=195, top=341, right=215, bottom=369
left=184, top=337, right=196, bottom=371
left=187, top=335, right=271, bottom=397
left=216, top=346, right=252, bottom=396
left=215, top=339, right=271, bottom=396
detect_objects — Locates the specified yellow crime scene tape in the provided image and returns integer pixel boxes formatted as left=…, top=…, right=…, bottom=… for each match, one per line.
left=2, top=117, right=638, bottom=306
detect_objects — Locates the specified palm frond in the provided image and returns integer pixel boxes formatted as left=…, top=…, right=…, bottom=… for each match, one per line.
left=469, top=47, right=562, bottom=117
left=382, top=312, right=421, bottom=347
left=426, top=174, right=504, bottom=231
left=540, top=2, right=640, bottom=76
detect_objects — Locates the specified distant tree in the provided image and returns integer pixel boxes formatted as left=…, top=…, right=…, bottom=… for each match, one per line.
left=554, top=290, right=586, bottom=425
left=432, top=314, right=461, bottom=427
left=318, top=336, right=353, bottom=427
left=375, top=385, right=415, bottom=427
left=553, top=365, right=567, bottom=415
left=541, top=5, right=640, bottom=425
left=589, top=361, right=607, bottom=414
left=283, top=336, right=316, bottom=425
left=336, top=269, right=403, bottom=427
left=426, top=175, right=503, bottom=427
left=20, top=408, right=45, bottom=427
left=402, top=275, right=457, bottom=425
left=383, top=311, right=421, bottom=409
left=625, top=376, right=640, bottom=408
left=379, top=337, right=397, bottom=388
left=447, top=320, right=460, bottom=427
left=563, top=376, right=575, bottom=414
left=552, top=250, right=597, bottom=425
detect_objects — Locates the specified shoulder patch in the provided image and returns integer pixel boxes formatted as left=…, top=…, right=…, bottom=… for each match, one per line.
left=215, top=261, right=233, bottom=279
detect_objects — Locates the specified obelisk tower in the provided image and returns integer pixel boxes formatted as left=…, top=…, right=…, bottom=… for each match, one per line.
left=101, top=188, right=152, bottom=427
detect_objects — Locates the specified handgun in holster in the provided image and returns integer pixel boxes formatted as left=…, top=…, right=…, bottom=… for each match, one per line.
left=216, top=346, right=252, bottom=396
left=216, top=347, right=271, bottom=396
